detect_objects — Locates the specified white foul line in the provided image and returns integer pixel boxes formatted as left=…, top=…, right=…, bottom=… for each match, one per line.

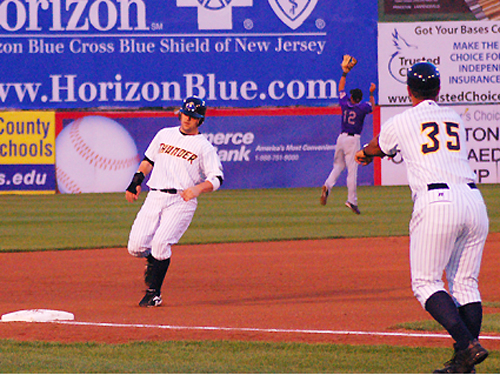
left=53, top=321, right=500, bottom=341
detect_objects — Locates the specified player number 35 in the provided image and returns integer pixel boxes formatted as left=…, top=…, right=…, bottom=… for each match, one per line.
left=421, top=121, right=461, bottom=154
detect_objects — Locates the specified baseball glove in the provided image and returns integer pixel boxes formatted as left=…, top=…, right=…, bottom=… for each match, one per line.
left=341, top=55, right=357, bottom=73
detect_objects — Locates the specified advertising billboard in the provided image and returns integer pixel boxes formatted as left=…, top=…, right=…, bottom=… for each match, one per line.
left=0, top=111, right=56, bottom=193
left=0, top=0, right=378, bottom=110
left=380, top=105, right=500, bottom=185
left=55, top=108, right=376, bottom=192
left=377, top=18, right=499, bottom=186
left=379, top=0, right=477, bottom=21
left=378, top=20, right=500, bottom=107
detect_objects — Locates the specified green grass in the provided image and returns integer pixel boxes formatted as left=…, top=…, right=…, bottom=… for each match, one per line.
left=0, top=192, right=137, bottom=251
left=1, top=184, right=499, bottom=373
left=1, top=184, right=498, bottom=252
left=485, top=301, right=500, bottom=309
left=394, top=313, right=500, bottom=333
left=0, top=339, right=498, bottom=373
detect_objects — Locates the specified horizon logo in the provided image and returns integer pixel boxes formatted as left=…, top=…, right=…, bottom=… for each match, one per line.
left=0, top=0, right=149, bottom=32
left=176, top=0, right=252, bottom=30
left=268, top=0, right=318, bottom=30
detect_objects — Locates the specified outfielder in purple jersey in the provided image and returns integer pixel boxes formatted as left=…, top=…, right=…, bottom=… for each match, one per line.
left=320, top=56, right=376, bottom=214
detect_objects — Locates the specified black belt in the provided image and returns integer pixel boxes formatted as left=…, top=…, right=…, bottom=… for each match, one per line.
left=151, top=188, right=178, bottom=194
left=427, top=183, right=477, bottom=191
left=343, top=132, right=357, bottom=136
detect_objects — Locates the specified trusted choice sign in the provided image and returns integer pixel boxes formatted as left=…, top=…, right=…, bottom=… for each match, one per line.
left=378, top=21, right=500, bottom=106
left=177, top=0, right=253, bottom=30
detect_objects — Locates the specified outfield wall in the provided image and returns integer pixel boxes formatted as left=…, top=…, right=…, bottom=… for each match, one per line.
left=1, top=108, right=375, bottom=194
left=1, top=1, right=499, bottom=193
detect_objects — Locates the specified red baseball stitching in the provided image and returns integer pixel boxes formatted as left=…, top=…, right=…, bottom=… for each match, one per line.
left=69, top=119, right=140, bottom=171
left=55, top=165, right=82, bottom=194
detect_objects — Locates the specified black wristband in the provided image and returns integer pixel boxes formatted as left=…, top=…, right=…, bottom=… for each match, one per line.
left=126, top=172, right=145, bottom=194
left=342, top=72, right=347, bottom=77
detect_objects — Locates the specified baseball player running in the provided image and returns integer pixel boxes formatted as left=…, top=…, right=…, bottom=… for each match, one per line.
left=356, top=62, right=489, bottom=373
left=320, top=55, right=376, bottom=214
left=125, top=96, right=224, bottom=307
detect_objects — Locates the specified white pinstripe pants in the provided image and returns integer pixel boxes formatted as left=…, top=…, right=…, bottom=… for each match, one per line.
left=324, top=133, right=360, bottom=205
left=127, top=190, right=197, bottom=261
left=410, top=185, right=489, bottom=308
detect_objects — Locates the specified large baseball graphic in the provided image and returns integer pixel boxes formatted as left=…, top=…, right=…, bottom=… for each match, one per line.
left=56, top=116, right=140, bottom=194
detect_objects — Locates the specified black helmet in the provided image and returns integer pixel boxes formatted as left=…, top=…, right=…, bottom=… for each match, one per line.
left=407, top=62, right=440, bottom=97
left=179, top=96, right=207, bottom=125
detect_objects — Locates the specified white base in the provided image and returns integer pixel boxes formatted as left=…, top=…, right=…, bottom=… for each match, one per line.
left=1, top=309, right=74, bottom=322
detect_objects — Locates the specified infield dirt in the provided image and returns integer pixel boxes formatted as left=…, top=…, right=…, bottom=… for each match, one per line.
left=1, top=235, right=499, bottom=349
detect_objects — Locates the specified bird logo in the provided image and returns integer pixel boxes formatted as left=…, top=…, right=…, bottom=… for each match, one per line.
left=388, top=29, right=418, bottom=84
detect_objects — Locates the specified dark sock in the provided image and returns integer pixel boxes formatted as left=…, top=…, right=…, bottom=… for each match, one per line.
left=144, top=254, right=155, bottom=287
left=425, top=291, right=473, bottom=350
left=459, top=302, right=483, bottom=340
left=148, top=257, right=171, bottom=293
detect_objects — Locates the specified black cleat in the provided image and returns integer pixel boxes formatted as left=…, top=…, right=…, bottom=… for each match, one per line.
left=463, top=340, right=488, bottom=368
left=433, top=361, right=476, bottom=374
left=139, top=289, right=162, bottom=307
left=345, top=201, right=360, bottom=215
left=434, top=340, right=488, bottom=373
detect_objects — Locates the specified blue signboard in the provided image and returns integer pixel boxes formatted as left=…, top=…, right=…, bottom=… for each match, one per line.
left=0, top=164, right=55, bottom=191
left=0, top=0, right=377, bottom=109
left=56, top=109, right=374, bottom=192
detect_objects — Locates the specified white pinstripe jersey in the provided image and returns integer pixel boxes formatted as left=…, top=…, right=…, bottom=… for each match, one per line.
left=144, top=126, right=223, bottom=190
left=378, top=100, right=476, bottom=199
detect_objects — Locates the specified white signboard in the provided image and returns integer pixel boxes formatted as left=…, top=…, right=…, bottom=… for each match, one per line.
left=380, top=105, right=500, bottom=185
left=378, top=21, right=500, bottom=106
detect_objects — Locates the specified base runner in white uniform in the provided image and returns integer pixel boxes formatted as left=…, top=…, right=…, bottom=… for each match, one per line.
left=125, top=96, right=224, bottom=307
left=356, top=62, right=489, bottom=373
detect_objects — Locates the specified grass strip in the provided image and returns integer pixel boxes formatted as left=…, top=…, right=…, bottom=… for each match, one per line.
left=0, top=339, right=498, bottom=373
left=393, top=313, right=500, bottom=333
left=1, top=184, right=498, bottom=252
